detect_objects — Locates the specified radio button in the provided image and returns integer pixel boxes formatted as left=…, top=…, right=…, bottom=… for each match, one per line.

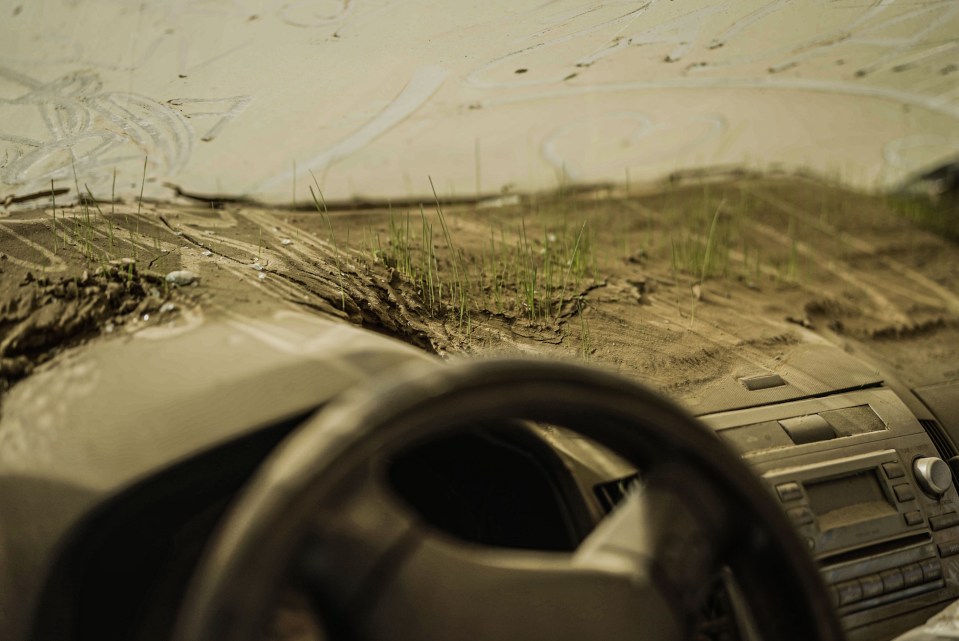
left=880, top=568, right=905, bottom=593
left=930, top=512, right=959, bottom=531
left=859, top=574, right=883, bottom=599
left=894, top=484, right=916, bottom=502
left=787, top=506, right=814, bottom=526
left=938, top=542, right=959, bottom=558
left=837, top=580, right=863, bottom=606
left=904, top=510, right=924, bottom=526
left=915, top=457, right=953, bottom=498
left=776, top=482, right=802, bottom=502
left=921, top=559, right=943, bottom=581
left=901, top=563, right=924, bottom=588
left=883, top=462, right=906, bottom=479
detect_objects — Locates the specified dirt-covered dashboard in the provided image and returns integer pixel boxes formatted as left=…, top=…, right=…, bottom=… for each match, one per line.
left=542, top=378, right=959, bottom=641
left=39, top=380, right=959, bottom=641
left=5, top=311, right=958, bottom=641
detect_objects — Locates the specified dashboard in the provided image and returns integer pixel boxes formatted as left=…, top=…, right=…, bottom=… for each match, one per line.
left=32, top=375, right=959, bottom=641
left=227, top=377, right=959, bottom=641
left=704, top=384, right=959, bottom=641
left=15, top=311, right=958, bottom=641
left=539, top=378, right=959, bottom=641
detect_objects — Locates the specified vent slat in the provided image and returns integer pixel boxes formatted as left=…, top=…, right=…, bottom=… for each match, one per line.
left=919, top=418, right=956, bottom=459
left=593, top=473, right=641, bottom=513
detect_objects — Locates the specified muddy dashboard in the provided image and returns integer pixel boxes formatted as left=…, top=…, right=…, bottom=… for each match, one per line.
left=548, top=379, right=959, bottom=641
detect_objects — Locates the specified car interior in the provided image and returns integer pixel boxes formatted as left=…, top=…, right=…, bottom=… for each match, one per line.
left=2, top=3, right=957, bottom=641
left=26, top=352, right=959, bottom=641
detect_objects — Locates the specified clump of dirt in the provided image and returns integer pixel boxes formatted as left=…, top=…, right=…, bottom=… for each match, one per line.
left=0, top=263, right=187, bottom=402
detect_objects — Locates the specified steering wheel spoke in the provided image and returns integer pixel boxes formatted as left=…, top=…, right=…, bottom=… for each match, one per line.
left=574, top=465, right=732, bottom=624
left=361, top=523, right=681, bottom=641
left=299, top=462, right=724, bottom=641
left=293, top=460, right=419, bottom=615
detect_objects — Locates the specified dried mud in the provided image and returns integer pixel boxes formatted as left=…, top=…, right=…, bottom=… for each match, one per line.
left=0, top=175, right=957, bottom=409
left=0, top=263, right=192, bottom=403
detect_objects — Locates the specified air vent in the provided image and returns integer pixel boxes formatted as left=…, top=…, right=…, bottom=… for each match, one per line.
left=594, top=473, right=640, bottom=513
left=739, top=373, right=787, bottom=391
left=919, top=418, right=957, bottom=459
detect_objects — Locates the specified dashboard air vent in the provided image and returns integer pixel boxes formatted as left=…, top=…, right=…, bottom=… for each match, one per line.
left=594, top=473, right=640, bottom=513
left=920, top=418, right=957, bottom=459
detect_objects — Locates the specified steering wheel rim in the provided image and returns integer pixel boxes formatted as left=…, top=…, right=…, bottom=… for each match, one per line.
left=173, top=358, right=844, bottom=641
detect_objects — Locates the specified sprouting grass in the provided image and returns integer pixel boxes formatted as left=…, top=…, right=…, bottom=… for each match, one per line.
left=84, top=184, right=115, bottom=250
left=33, top=166, right=832, bottom=340
left=420, top=206, right=438, bottom=314
left=368, top=181, right=598, bottom=328
left=700, top=199, right=725, bottom=284
left=309, top=172, right=346, bottom=311
left=668, top=187, right=733, bottom=280
left=131, top=157, right=147, bottom=261
left=381, top=202, right=443, bottom=315
left=889, top=194, right=959, bottom=244
left=35, top=158, right=192, bottom=276
left=430, top=176, right=468, bottom=329
left=688, top=198, right=725, bottom=326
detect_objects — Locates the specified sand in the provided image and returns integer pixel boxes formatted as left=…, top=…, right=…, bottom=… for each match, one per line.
left=1, top=174, right=956, bottom=413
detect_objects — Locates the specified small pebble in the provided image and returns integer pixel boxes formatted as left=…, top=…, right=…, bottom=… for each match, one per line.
left=280, top=238, right=292, bottom=246
left=165, top=269, right=198, bottom=286
left=201, top=250, right=213, bottom=257
left=257, top=272, right=267, bottom=281
left=160, top=302, right=176, bottom=313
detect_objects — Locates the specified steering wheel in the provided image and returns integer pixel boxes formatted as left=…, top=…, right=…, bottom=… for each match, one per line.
left=173, top=359, right=844, bottom=641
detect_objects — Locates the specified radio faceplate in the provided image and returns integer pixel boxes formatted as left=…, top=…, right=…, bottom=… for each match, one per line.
left=702, top=387, right=959, bottom=639
left=764, top=450, right=924, bottom=556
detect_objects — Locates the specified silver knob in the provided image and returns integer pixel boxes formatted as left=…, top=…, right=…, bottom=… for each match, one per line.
left=914, top=457, right=953, bottom=498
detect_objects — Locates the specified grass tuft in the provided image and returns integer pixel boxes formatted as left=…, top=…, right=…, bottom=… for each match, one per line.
left=309, top=171, right=346, bottom=311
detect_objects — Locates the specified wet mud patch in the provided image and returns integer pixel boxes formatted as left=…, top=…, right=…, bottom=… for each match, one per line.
left=0, top=264, right=190, bottom=404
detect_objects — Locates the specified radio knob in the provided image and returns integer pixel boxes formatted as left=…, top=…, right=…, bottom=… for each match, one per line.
left=914, top=457, right=953, bottom=498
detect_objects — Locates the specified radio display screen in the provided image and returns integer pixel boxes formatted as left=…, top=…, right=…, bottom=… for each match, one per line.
left=805, top=470, right=896, bottom=530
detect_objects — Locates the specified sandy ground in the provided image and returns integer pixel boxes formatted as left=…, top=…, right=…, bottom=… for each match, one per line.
left=1, top=174, right=956, bottom=412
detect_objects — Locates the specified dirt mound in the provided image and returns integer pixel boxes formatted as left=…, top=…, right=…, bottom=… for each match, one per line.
left=0, top=175, right=956, bottom=406
left=0, top=264, right=186, bottom=402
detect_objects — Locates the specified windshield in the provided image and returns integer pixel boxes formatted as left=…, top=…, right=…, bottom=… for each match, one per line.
left=2, top=1, right=957, bottom=204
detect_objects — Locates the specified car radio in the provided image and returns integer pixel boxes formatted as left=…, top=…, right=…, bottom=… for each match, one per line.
left=701, top=386, right=959, bottom=641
